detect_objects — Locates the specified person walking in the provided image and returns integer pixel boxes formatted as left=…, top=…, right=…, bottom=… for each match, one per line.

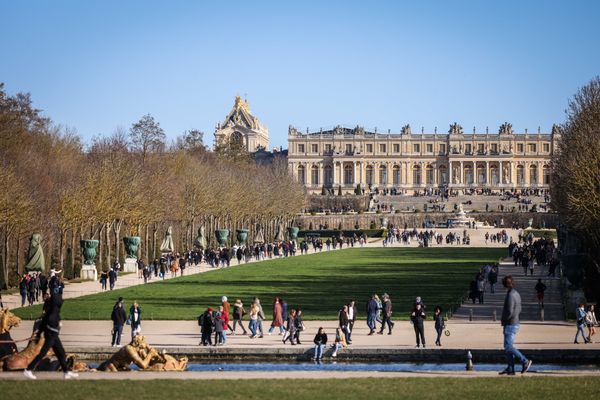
left=248, top=302, right=259, bottom=338
left=108, top=268, right=117, bottom=290
left=488, top=265, right=498, bottom=294
left=434, top=306, right=445, bottom=346
left=574, top=303, right=589, bottom=344
left=129, top=301, right=142, bottom=340
left=23, top=280, right=79, bottom=380
left=534, top=279, right=547, bottom=308
left=410, top=303, right=426, bottom=348
left=255, top=297, right=265, bottom=338
left=232, top=299, right=248, bottom=335
left=111, top=297, right=127, bottom=347
left=378, top=293, right=394, bottom=335
left=99, top=270, right=108, bottom=291
left=338, top=305, right=351, bottom=344
left=366, top=295, right=378, bottom=335
left=214, top=310, right=226, bottom=346
left=294, top=309, right=305, bottom=344
left=499, top=275, right=532, bottom=375
left=282, top=309, right=297, bottom=345
left=199, top=307, right=214, bottom=346
left=312, top=327, right=328, bottom=360
left=586, top=305, right=598, bottom=343
left=268, top=297, right=285, bottom=335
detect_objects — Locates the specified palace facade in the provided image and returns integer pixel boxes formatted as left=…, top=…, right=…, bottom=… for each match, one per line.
left=287, top=123, right=559, bottom=194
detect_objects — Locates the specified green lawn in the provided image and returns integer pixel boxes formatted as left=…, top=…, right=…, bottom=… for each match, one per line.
left=0, top=378, right=598, bottom=400
left=13, top=247, right=506, bottom=320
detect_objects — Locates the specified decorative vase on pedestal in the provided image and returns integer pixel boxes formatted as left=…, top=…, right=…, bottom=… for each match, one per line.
left=236, top=229, right=249, bottom=246
left=79, top=239, right=99, bottom=281
left=215, top=229, right=230, bottom=247
left=123, top=236, right=141, bottom=273
left=287, top=226, right=300, bottom=243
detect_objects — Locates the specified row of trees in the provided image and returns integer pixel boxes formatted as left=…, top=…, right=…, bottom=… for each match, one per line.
left=0, top=83, right=306, bottom=288
left=551, top=76, right=600, bottom=303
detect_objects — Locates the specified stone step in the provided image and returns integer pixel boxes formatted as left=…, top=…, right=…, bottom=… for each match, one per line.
left=452, top=259, right=564, bottom=321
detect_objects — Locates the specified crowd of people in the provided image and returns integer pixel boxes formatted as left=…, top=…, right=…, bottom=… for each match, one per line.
left=383, top=228, right=473, bottom=247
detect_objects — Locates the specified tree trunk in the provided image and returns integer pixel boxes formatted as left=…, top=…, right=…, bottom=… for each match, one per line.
left=70, top=227, right=76, bottom=278
left=15, top=234, right=21, bottom=276
left=144, top=224, right=149, bottom=261
left=3, top=231, right=9, bottom=287
left=59, top=229, right=65, bottom=270
left=105, top=222, right=111, bottom=268
left=152, top=224, right=157, bottom=261
left=113, top=219, right=122, bottom=266
left=98, top=224, right=104, bottom=270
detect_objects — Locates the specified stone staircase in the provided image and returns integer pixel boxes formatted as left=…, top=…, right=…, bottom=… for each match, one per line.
left=452, top=258, right=564, bottom=321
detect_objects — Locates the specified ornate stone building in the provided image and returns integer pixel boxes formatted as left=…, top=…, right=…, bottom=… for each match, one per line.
left=214, top=96, right=269, bottom=152
left=288, top=123, right=559, bottom=194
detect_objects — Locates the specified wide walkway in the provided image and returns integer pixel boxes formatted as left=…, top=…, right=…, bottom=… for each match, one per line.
left=452, top=259, right=564, bottom=321
left=8, top=319, right=595, bottom=351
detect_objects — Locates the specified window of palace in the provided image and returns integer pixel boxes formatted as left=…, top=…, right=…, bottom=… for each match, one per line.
left=379, top=144, right=386, bottom=153
left=517, top=143, right=524, bottom=153
left=298, top=144, right=305, bottom=153
left=311, top=166, right=319, bottom=185
left=366, top=143, right=373, bottom=153
left=393, top=143, right=400, bottom=153
left=345, top=144, right=352, bottom=154
left=426, top=143, right=433, bottom=153
left=528, top=143, right=537, bottom=153
left=439, top=144, right=446, bottom=154
left=491, top=143, right=498, bottom=153
left=413, top=143, right=420, bottom=153
left=477, top=143, right=485, bottom=154
left=311, top=144, right=318, bottom=153
left=324, top=144, right=332, bottom=153
left=543, top=143, right=550, bottom=152
left=465, top=144, right=472, bottom=154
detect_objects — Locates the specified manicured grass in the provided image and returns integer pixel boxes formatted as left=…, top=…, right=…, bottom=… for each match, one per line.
left=0, top=377, right=598, bottom=400
left=13, top=247, right=506, bottom=321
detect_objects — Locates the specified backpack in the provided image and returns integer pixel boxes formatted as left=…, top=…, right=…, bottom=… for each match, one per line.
left=197, top=314, right=204, bottom=326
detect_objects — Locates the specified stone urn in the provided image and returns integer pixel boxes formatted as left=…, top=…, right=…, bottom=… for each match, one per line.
left=80, top=239, right=99, bottom=265
left=287, top=226, right=300, bottom=241
left=236, top=229, right=249, bottom=246
left=215, top=229, right=230, bottom=247
left=123, top=236, right=141, bottom=259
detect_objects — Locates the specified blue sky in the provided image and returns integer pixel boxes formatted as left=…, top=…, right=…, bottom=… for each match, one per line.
left=1, top=1, right=599, bottom=148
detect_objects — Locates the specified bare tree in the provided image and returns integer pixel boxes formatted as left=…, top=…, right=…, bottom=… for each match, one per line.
left=129, top=114, right=165, bottom=165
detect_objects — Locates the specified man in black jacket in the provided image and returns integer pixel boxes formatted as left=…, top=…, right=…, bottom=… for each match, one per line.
left=378, top=293, right=395, bottom=335
left=23, top=281, right=79, bottom=380
left=111, top=297, right=127, bottom=347
left=366, top=295, right=378, bottom=335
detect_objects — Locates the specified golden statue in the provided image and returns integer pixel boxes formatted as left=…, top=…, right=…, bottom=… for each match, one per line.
left=0, top=309, right=21, bottom=360
left=98, top=335, right=187, bottom=372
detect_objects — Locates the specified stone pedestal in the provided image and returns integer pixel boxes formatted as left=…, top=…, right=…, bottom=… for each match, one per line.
left=80, top=264, right=98, bottom=281
left=123, top=257, right=138, bottom=273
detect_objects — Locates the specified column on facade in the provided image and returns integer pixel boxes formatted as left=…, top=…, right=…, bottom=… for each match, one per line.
left=319, top=162, right=324, bottom=186
left=499, top=161, right=503, bottom=186
left=537, top=161, right=542, bottom=186
left=485, top=161, right=489, bottom=185
left=448, top=161, right=453, bottom=186
left=459, top=161, right=464, bottom=185
left=332, top=161, right=337, bottom=186
left=524, top=162, right=529, bottom=186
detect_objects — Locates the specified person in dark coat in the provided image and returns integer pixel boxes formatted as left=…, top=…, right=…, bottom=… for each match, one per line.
left=282, top=309, right=298, bottom=345
left=378, top=293, right=394, bottom=335
left=108, top=269, right=117, bottom=290
left=433, top=306, right=445, bottom=346
left=366, top=295, right=378, bottom=335
left=23, top=280, right=79, bottom=380
left=199, top=308, right=214, bottom=346
left=111, top=297, right=127, bottom=347
left=411, top=303, right=426, bottom=348
left=312, top=327, right=328, bottom=360
left=129, top=301, right=142, bottom=340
